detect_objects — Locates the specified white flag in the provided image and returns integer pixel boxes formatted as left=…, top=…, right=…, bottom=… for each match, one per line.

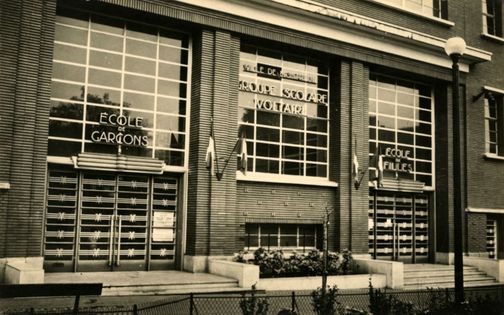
left=239, top=135, right=248, bottom=174
left=377, top=153, right=384, bottom=187
left=205, top=136, right=216, bottom=176
left=352, top=152, right=359, bottom=183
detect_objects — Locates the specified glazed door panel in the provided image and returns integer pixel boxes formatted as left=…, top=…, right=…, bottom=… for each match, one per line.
left=77, top=174, right=150, bottom=271
left=44, top=167, right=178, bottom=272
left=368, top=191, right=429, bottom=263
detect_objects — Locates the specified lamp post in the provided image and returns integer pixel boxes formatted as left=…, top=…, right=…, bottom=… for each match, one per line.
left=444, top=36, right=466, bottom=305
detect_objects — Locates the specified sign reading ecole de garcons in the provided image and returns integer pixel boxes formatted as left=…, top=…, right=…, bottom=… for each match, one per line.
left=90, top=112, right=149, bottom=147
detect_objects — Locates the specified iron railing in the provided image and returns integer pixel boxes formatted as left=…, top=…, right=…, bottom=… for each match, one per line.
left=3, top=285, right=504, bottom=315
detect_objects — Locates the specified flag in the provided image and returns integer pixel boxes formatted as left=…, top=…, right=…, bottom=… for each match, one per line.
left=352, top=151, right=359, bottom=184
left=239, top=133, right=248, bottom=174
left=377, top=152, right=384, bottom=188
left=205, top=136, right=216, bottom=176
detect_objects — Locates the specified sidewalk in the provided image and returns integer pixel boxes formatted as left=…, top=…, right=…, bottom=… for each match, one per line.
left=0, top=270, right=241, bottom=312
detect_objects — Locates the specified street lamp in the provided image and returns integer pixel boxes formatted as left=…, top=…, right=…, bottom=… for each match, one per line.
left=444, top=36, right=466, bottom=305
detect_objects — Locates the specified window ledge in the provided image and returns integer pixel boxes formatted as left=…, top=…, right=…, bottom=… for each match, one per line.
left=481, top=33, right=504, bottom=44
left=483, top=153, right=504, bottom=161
left=236, top=172, right=338, bottom=187
left=365, top=0, right=454, bottom=27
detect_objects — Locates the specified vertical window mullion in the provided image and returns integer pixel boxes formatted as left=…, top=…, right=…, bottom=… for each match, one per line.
left=82, top=17, right=92, bottom=153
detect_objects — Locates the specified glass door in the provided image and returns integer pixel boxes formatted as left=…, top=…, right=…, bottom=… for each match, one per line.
left=77, top=173, right=150, bottom=271
left=368, top=191, right=429, bottom=263
left=44, top=166, right=179, bottom=272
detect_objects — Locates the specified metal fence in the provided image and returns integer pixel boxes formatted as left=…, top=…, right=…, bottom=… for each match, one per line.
left=3, top=285, right=504, bottom=315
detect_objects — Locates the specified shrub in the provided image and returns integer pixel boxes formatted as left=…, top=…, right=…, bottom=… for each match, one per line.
left=368, top=280, right=415, bottom=315
left=421, top=288, right=504, bottom=315
left=234, top=250, right=249, bottom=263
left=311, top=285, right=340, bottom=315
left=239, top=284, right=269, bottom=315
left=235, top=248, right=358, bottom=278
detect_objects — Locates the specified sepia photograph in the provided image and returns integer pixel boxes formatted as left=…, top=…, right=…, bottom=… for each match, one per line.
left=0, top=0, right=503, bottom=313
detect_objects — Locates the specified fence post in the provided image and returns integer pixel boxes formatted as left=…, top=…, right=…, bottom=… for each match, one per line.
left=73, top=295, right=80, bottom=315
left=291, top=291, right=295, bottom=312
left=133, top=304, right=138, bottom=315
left=189, top=293, right=194, bottom=315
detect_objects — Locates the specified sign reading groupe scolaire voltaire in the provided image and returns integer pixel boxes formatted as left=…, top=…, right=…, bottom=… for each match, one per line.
left=240, top=63, right=327, bottom=116
left=91, top=112, right=149, bottom=147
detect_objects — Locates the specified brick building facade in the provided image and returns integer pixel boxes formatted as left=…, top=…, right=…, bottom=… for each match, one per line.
left=0, top=0, right=502, bottom=278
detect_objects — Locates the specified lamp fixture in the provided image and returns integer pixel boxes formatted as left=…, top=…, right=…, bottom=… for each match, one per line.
left=444, top=36, right=466, bottom=305
left=444, top=37, right=466, bottom=57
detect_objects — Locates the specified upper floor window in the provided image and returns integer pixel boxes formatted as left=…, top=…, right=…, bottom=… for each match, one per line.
left=371, top=0, right=447, bottom=19
left=238, top=45, right=330, bottom=180
left=483, top=0, right=503, bottom=37
left=369, top=75, right=435, bottom=187
left=49, top=7, right=190, bottom=166
left=484, top=93, right=503, bottom=156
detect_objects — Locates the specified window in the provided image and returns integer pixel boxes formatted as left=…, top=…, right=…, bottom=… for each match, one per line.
left=486, top=219, right=497, bottom=259
left=238, top=45, right=330, bottom=179
left=49, top=7, right=190, bottom=166
left=484, top=93, right=504, bottom=156
left=245, top=224, right=320, bottom=250
left=371, top=0, right=447, bottom=19
left=369, top=75, right=434, bottom=187
left=483, top=0, right=503, bottom=37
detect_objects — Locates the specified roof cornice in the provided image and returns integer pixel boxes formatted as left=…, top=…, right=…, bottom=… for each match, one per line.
left=175, top=0, right=492, bottom=72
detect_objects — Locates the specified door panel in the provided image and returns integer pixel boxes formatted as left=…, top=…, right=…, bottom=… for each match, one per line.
left=113, top=175, right=149, bottom=271
left=78, top=173, right=116, bottom=271
left=44, top=166, right=179, bottom=272
left=44, top=169, right=79, bottom=272
left=368, top=191, right=430, bottom=263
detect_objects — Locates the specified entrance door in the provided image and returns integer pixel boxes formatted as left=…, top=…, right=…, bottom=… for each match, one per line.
left=368, top=191, right=429, bottom=263
left=78, top=173, right=150, bottom=271
left=44, top=167, right=178, bottom=272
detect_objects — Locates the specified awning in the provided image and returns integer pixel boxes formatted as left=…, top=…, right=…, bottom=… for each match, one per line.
left=72, top=153, right=165, bottom=174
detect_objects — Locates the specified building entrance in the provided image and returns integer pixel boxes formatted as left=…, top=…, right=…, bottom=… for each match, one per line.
left=44, top=166, right=179, bottom=272
left=368, top=191, right=429, bottom=263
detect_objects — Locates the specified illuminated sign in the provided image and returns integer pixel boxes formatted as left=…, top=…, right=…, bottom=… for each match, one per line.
left=91, top=112, right=148, bottom=147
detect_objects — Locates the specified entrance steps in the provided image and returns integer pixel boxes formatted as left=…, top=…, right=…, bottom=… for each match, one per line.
left=403, top=264, right=497, bottom=290
left=44, top=271, right=241, bottom=296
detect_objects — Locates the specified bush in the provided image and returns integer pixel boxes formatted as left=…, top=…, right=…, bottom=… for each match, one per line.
left=421, top=288, right=504, bottom=315
left=239, top=284, right=269, bottom=315
left=368, top=280, right=415, bottom=315
left=234, top=248, right=357, bottom=278
left=311, top=285, right=340, bottom=315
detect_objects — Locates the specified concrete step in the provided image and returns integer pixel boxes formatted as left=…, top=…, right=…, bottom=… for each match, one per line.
left=404, top=274, right=496, bottom=285
left=404, top=279, right=498, bottom=290
left=404, top=269, right=485, bottom=279
left=103, top=280, right=240, bottom=296
left=404, top=265, right=477, bottom=273
left=402, top=264, right=498, bottom=289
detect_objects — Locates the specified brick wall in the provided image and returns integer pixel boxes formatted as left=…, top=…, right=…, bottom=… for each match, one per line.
left=0, top=0, right=56, bottom=258
left=187, top=29, right=240, bottom=256
left=334, top=60, right=370, bottom=254
left=467, top=213, right=488, bottom=254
